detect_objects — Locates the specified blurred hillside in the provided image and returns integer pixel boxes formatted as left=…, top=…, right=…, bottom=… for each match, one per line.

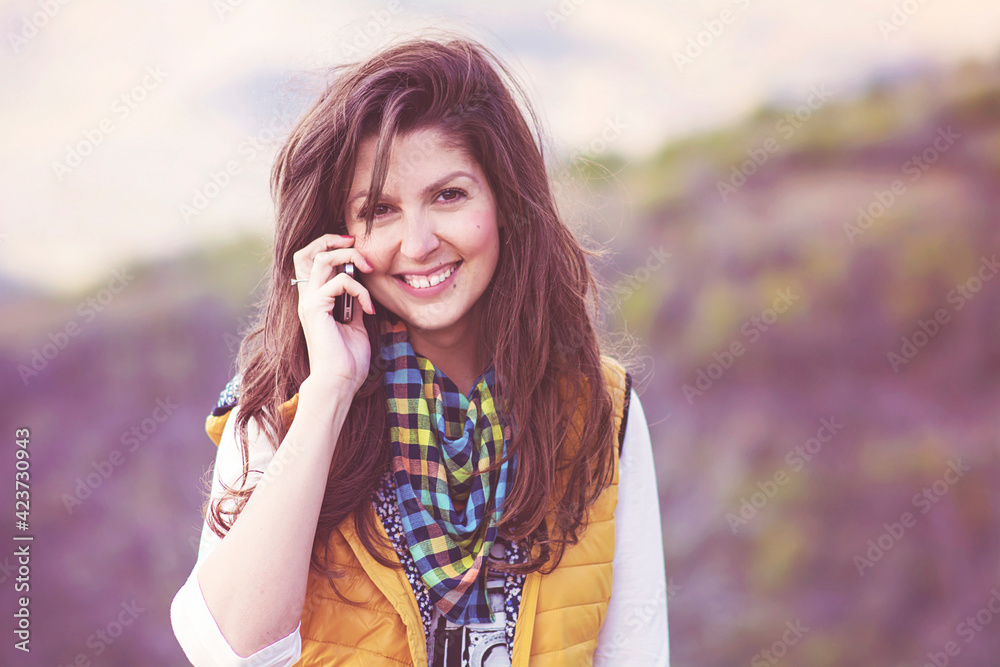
left=3, top=57, right=1000, bottom=665
left=0, top=238, right=271, bottom=665
left=590, top=57, right=1000, bottom=665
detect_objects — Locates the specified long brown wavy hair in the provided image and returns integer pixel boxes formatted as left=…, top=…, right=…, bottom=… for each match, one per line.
left=207, top=34, right=618, bottom=587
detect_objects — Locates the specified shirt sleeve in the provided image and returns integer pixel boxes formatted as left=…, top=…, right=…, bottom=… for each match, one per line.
left=170, top=405, right=303, bottom=667
left=594, top=389, right=670, bottom=666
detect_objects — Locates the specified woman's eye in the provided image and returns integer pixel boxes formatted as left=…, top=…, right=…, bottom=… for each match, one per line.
left=438, top=188, right=467, bottom=203
left=358, top=203, right=391, bottom=220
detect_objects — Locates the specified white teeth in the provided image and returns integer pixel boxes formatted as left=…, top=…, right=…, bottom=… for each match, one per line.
left=403, top=263, right=456, bottom=289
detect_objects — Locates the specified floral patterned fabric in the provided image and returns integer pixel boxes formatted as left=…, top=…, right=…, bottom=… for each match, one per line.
left=372, top=468, right=527, bottom=665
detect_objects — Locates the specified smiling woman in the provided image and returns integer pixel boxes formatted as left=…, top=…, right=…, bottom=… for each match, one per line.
left=169, top=34, right=668, bottom=667
left=344, top=130, right=501, bottom=393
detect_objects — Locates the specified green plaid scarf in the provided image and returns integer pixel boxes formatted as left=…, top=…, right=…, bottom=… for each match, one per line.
left=380, top=316, right=515, bottom=624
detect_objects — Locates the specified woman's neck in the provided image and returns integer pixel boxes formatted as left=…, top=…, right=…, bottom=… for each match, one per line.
left=406, top=309, right=488, bottom=397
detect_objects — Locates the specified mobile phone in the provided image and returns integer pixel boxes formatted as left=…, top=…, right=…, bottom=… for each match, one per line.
left=333, top=263, right=355, bottom=323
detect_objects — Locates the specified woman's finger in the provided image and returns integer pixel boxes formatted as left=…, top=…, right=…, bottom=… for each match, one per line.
left=312, top=271, right=376, bottom=315
left=292, top=234, right=356, bottom=284
left=292, top=233, right=351, bottom=265
left=303, top=247, right=367, bottom=297
left=311, top=247, right=374, bottom=277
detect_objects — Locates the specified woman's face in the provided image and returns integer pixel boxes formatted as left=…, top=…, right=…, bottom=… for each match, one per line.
left=344, top=128, right=501, bottom=338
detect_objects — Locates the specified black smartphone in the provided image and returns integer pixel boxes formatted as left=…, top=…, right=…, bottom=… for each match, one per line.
left=333, top=263, right=355, bottom=323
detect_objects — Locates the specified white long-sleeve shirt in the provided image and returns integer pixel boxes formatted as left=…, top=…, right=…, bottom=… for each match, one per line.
left=170, top=389, right=669, bottom=666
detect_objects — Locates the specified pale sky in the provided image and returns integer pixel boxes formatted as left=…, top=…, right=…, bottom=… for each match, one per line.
left=2, top=0, right=999, bottom=295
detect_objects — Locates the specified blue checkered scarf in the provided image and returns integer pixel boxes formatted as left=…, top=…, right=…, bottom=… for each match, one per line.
left=380, top=316, right=515, bottom=624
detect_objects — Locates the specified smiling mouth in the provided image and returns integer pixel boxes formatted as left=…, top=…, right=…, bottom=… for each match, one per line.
left=396, top=261, right=461, bottom=289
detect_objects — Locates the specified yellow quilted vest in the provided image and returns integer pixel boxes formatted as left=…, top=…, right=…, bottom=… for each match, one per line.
left=205, top=356, right=632, bottom=666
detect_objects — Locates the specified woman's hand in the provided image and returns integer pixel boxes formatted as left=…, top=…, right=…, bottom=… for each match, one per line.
left=292, top=234, right=376, bottom=396
left=194, top=234, right=372, bottom=659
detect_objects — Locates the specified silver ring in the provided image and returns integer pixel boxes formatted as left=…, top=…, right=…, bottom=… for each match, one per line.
left=290, top=277, right=308, bottom=285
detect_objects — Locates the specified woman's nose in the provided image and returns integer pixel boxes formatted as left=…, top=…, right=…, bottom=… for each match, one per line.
left=399, top=211, right=440, bottom=261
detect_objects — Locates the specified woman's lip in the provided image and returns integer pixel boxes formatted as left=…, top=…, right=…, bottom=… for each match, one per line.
left=394, top=261, right=460, bottom=279
left=394, top=261, right=460, bottom=297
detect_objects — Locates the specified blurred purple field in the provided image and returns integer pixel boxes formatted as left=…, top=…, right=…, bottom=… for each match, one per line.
left=2, top=57, right=1000, bottom=665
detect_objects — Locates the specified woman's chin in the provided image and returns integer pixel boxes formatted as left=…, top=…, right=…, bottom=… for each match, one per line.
left=397, top=311, right=457, bottom=333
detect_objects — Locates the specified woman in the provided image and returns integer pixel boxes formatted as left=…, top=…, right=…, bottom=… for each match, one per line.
left=170, top=35, right=668, bottom=666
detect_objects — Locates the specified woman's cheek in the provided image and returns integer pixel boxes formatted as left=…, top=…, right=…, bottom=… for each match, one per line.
left=357, top=241, right=388, bottom=274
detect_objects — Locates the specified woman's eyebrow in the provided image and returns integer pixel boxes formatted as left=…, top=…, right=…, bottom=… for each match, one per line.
left=346, top=170, right=478, bottom=207
left=421, top=170, right=478, bottom=195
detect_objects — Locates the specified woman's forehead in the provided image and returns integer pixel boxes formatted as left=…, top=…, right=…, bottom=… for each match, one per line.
left=350, top=129, right=479, bottom=192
